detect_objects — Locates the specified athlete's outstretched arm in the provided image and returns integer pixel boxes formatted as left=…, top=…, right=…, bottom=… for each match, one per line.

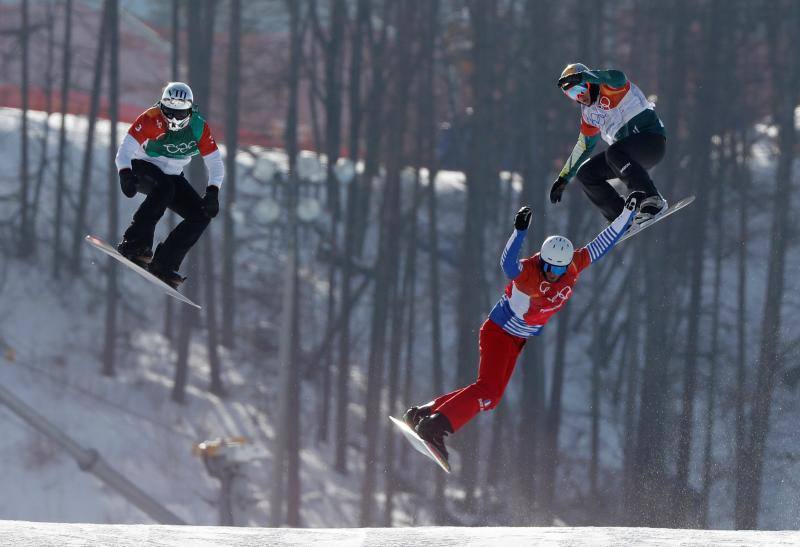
left=558, top=127, right=601, bottom=181
left=500, top=206, right=532, bottom=279
left=576, top=195, right=638, bottom=270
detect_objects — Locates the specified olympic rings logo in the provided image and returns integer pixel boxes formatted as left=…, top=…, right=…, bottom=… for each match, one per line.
left=539, top=281, right=573, bottom=304
left=163, top=141, right=197, bottom=154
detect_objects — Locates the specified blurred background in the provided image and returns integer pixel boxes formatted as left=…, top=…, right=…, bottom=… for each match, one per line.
left=0, top=0, right=799, bottom=531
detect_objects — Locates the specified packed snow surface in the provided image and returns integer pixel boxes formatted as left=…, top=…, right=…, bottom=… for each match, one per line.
left=2, top=521, right=799, bottom=547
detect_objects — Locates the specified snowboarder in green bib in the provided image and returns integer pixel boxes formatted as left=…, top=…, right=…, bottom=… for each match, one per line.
left=114, top=82, right=224, bottom=288
left=550, top=63, right=667, bottom=225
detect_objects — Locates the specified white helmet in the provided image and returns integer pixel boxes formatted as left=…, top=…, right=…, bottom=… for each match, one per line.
left=159, top=82, right=194, bottom=131
left=540, top=235, right=574, bottom=267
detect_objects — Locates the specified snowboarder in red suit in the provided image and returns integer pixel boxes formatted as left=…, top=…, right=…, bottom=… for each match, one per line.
left=403, top=193, right=641, bottom=465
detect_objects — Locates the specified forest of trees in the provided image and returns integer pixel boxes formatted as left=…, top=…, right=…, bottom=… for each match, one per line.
left=2, top=0, right=800, bottom=530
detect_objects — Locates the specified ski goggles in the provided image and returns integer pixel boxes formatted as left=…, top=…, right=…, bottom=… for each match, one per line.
left=160, top=104, right=192, bottom=121
left=542, top=261, right=568, bottom=276
left=561, top=82, right=589, bottom=101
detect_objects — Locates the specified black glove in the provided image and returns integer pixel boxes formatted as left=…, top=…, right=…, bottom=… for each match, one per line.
left=557, top=71, right=584, bottom=89
left=550, top=176, right=568, bottom=204
left=119, top=168, right=138, bottom=198
left=514, top=206, right=532, bottom=231
left=202, top=185, right=220, bottom=218
left=625, top=191, right=646, bottom=212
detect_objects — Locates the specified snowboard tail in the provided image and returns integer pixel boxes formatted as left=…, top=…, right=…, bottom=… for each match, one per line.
left=85, top=235, right=201, bottom=309
left=618, top=195, right=696, bottom=244
left=389, top=415, right=451, bottom=473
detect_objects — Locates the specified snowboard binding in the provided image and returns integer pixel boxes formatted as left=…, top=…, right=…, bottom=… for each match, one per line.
left=116, top=240, right=153, bottom=269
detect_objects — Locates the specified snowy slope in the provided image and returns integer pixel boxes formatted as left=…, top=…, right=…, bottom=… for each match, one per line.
left=3, top=104, right=800, bottom=531
left=2, top=521, right=800, bottom=547
left=0, top=107, right=454, bottom=527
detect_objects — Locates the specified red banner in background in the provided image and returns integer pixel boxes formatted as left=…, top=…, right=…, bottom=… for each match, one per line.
left=0, top=84, right=302, bottom=150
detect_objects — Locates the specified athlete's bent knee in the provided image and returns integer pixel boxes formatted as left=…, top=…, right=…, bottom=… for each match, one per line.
left=605, top=146, right=634, bottom=175
left=575, top=163, right=602, bottom=187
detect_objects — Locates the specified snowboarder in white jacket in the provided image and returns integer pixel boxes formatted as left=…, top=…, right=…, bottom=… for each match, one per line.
left=550, top=63, right=667, bottom=225
left=114, top=82, right=224, bottom=288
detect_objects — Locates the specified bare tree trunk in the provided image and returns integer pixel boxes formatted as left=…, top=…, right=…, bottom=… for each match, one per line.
left=196, top=1, right=225, bottom=391
left=18, top=0, right=32, bottom=256
left=700, top=142, right=727, bottom=528
left=382, top=268, right=404, bottom=526
left=305, top=14, right=323, bottom=155
left=31, top=3, right=56, bottom=231
left=70, top=1, right=110, bottom=273
left=589, top=274, right=604, bottom=509
left=400, top=217, right=418, bottom=472
left=419, top=0, right=446, bottom=519
left=453, top=0, right=501, bottom=512
left=270, top=0, right=302, bottom=526
left=333, top=0, right=371, bottom=470
left=428, top=164, right=448, bottom=518
left=312, top=0, right=346, bottom=219
left=311, top=0, right=346, bottom=450
left=517, top=337, right=544, bottom=523
left=512, top=0, right=553, bottom=520
left=172, top=0, right=216, bottom=403
left=359, top=2, right=414, bottom=526
left=735, top=5, right=797, bottom=528
left=540, top=241, right=571, bottom=517
left=672, top=1, right=721, bottom=526
left=102, top=0, right=119, bottom=378
left=385, top=154, right=424, bottom=523
left=622, top=272, right=642, bottom=518
left=486, top=399, right=506, bottom=493
left=204, top=237, right=225, bottom=395
left=52, top=0, right=73, bottom=277
left=733, top=129, right=749, bottom=517
left=325, top=0, right=366, bottom=449
left=352, top=1, right=390, bottom=254
left=171, top=302, right=194, bottom=403
left=269, top=197, right=301, bottom=525
left=164, top=0, right=181, bottom=341
left=629, top=0, right=688, bottom=526
left=171, top=0, right=180, bottom=79
left=540, top=184, right=584, bottom=519
left=221, top=0, right=241, bottom=349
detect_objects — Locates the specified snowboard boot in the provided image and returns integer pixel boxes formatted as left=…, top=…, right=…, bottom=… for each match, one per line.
left=402, top=402, right=434, bottom=429
left=634, top=194, right=668, bottom=225
left=415, top=412, right=453, bottom=461
left=148, top=263, right=186, bottom=290
left=116, top=239, right=153, bottom=268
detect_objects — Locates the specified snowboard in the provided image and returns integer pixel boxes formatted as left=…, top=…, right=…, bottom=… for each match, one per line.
left=617, top=195, right=695, bottom=244
left=389, top=415, right=451, bottom=473
left=84, top=235, right=201, bottom=310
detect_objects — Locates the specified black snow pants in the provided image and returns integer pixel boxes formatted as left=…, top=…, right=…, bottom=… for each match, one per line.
left=122, top=159, right=210, bottom=273
left=575, top=132, right=666, bottom=222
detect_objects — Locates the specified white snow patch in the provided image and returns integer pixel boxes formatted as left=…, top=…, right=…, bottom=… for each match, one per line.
left=1, top=521, right=799, bottom=547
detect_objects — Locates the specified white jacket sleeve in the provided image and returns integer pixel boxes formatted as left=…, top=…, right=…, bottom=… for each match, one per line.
left=115, top=133, right=141, bottom=171
left=202, top=149, right=225, bottom=188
